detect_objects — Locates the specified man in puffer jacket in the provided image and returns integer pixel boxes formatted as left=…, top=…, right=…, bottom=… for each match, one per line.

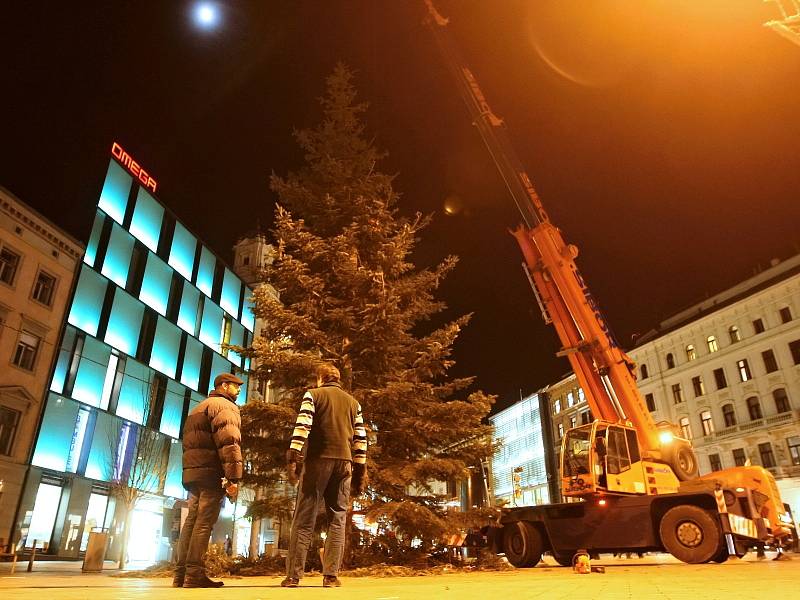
left=173, top=373, right=243, bottom=588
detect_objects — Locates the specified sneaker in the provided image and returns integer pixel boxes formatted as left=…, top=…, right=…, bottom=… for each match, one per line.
left=281, top=577, right=300, bottom=587
left=323, top=575, right=341, bottom=587
left=183, top=575, right=224, bottom=588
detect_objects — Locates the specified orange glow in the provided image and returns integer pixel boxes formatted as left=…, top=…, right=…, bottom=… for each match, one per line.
left=598, top=499, right=607, bottom=506
left=111, top=141, right=157, bottom=193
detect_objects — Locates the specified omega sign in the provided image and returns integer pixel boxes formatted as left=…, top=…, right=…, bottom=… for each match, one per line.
left=111, top=142, right=157, bottom=193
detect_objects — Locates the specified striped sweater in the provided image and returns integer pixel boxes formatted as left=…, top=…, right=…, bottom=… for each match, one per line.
left=290, top=382, right=367, bottom=464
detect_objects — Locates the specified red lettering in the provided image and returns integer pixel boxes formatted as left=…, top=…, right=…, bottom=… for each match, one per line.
left=110, top=141, right=158, bottom=194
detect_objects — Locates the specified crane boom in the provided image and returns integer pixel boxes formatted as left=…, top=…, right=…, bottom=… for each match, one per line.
left=423, top=0, right=671, bottom=462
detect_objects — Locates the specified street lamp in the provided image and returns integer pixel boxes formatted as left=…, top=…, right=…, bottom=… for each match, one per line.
left=192, top=2, right=220, bottom=30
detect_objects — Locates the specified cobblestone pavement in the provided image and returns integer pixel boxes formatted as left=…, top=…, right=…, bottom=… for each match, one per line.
left=0, top=553, right=795, bottom=600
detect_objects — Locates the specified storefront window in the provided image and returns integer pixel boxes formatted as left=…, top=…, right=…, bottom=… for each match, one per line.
left=31, top=395, right=81, bottom=472
left=25, top=483, right=63, bottom=550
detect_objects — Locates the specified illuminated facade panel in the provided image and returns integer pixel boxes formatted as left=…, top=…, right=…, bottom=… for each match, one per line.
left=101, top=224, right=135, bottom=288
left=180, top=335, right=203, bottom=391
left=84, top=211, right=105, bottom=267
left=30, top=395, right=81, bottom=472
left=177, top=281, right=201, bottom=335
left=139, top=252, right=172, bottom=316
left=149, top=317, right=181, bottom=379
left=163, top=440, right=185, bottom=499
left=195, top=246, right=216, bottom=298
left=115, top=360, right=152, bottom=425
left=50, top=328, right=77, bottom=394
left=129, top=188, right=164, bottom=253
left=105, top=288, right=144, bottom=356
left=241, top=296, right=255, bottom=332
left=199, top=299, right=223, bottom=351
left=67, top=265, right=107, bottom=336
left=97, top=159, right=131, bottom=225
left=221, top=268, right=242, bottom=318
left=168, top=222, right=197, bottom=281
left=84, top=411, right=118, bottom=481
left=160, top=381, right=185, bottom=439
left=72, top=336, right=112, bottom=409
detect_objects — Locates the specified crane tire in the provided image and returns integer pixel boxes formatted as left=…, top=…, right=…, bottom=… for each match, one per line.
left=659, top=504, right=722, bottom=564
left=666, top=442, right=699, bottom=481
left=502, top=521, right=544, bottom=568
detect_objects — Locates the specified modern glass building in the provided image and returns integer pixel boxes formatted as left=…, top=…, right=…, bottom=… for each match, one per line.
left=490, top=392, right=555, bottom=507
left=13, top=153, right=254, bottom=562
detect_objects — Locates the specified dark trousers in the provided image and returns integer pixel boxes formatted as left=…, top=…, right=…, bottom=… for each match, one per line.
left=286, top=458, right=351, bottom=579
left=175, top=486, right=225, bottom=579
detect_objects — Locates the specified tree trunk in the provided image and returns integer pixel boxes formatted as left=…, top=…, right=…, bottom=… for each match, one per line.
left=117, top=504, right=134, bottom=570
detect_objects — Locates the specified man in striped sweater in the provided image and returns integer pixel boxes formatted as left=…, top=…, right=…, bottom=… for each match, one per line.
left=281, top=363, right=367, bottom=588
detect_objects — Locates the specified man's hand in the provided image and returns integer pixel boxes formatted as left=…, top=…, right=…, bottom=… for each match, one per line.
left=225, top=482, right=239, bottom=502
left=351, top=463, right=368, bottom=496
left=286, top=448, right=303, bottom=486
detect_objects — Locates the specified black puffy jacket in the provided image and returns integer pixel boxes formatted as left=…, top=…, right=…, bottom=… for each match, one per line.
left=181, top=390, right=243, bottom=490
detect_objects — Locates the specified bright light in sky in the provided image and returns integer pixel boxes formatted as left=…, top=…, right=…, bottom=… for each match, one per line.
left=193, top=2, right=219, bottom=29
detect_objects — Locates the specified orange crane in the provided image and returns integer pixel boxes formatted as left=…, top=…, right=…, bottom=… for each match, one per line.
left=423, top=0, right=793, bottom=565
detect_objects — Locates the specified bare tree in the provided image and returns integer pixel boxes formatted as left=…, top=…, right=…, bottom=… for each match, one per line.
left=106, top=373, right=169, bottom=569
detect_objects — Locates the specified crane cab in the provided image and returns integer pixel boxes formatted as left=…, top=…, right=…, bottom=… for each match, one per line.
left=561, top=421, right=680, bottom=498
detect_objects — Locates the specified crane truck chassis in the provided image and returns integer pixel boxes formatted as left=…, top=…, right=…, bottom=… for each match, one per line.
left=423, top=0, right=795, bottom=565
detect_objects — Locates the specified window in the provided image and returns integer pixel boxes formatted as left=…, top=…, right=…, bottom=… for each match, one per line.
left=774, top=388, right=790, bottom=413
left=700, top=410, right=714, bottom=436
left=569, top=416, right=577, bottom=429
left=101, top=224, right=135, bottom=289
left=553, top=398, right=561, bottom=414
left=32, top=271, right=57, bottom=306
left=640, top=364, right=649, bottom=380
left=98, top=159, right=132, bottom=224
left=758, top=442, right=776, bottom=468
left=672, top=383, right=684, bottom=404
left=737, top=359, right=752, bottom=382
left=762, top=349, right=779, bottom=373
left=788, top=436, right=800, bottom=466
left=709, top=453, right=722, bottom=472
left=557, top=423, right=564, bottom=438
left=220, top=268, right=242, bottom=318
left=713, top=367, right=727, bottom=390
left=242, top=256, right=250, bottom=266
left=729, top=325, right=741, bottom=343
left=746, top=396, right=762, bottom=421
left=139, top=253, right=172, bottom=316
left=722, top=403, right=736, bottom=427
left=692, top=376, right=705, bottom=397
left=645, top=393, right=656, bottom=412
left=666, top=353, right=675, bottom=369
left=0, top=246, right=21, bottom=286
left=567, top=391, right=575, bottom=407
left=753, top=318, right=765, bottom=334
left=707, top=335, right=719, bottom=353
left=13, top=330, right=40, bottom=371
left=679, top=416, right=691, bottom=439
left=790, top=339, right=800, bottom=365
left=104, top=288, right=145, bottom=356
left=129, top=188, right=164, bottom=253
left=686, top=344, right=697, bottom=361
left=732, top=448, right=747, bottom=467
left=195, top=246, right=216, bottom=298
left=780, top=306, right=793, bottom=324
left=0, top=405, right=21, bottom=456
left=580, top=411, right=591, bottom=425
left=68, top=265, right=108, bottom=337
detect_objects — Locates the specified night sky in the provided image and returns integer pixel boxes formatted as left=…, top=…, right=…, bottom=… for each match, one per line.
left=2, top=1, right=799, bottom=412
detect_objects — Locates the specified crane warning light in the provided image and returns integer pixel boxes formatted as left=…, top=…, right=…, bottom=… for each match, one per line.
left=111, top=142, right=157, bottom=193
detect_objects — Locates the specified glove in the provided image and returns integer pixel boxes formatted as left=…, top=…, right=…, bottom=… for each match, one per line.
left=286, top=448, right=303, bottom=485
left=351, top=463, right=368, bottom=496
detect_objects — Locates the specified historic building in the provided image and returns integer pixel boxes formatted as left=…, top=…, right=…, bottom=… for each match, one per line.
left=12, top=148, right=255, bottom=562
left=547, top=254, right=800, bottom=517
left=0, top=186, right=83, bottom=547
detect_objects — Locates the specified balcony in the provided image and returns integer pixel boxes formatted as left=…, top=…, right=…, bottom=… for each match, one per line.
left=738, top=419, right=765, bottom=432
left=714, top=425, right=738, bottom=439
left=766, top=412, right=794, bottom=426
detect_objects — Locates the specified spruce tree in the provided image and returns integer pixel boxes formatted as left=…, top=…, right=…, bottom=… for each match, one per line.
left=242, top=64, right=494, bottom=554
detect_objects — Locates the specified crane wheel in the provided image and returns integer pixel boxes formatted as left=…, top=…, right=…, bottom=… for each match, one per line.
left=659, top=505, right=722, bottom=564
left=501, top=521, right=544, bottom=568
left=666, top=442, right=699, bottom=481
